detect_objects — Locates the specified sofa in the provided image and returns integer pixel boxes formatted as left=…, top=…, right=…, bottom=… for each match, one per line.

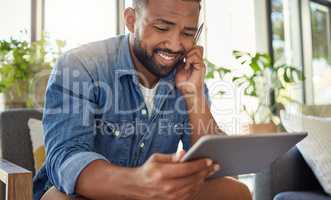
left=254, top=105, right=331, bottom=200
left=254, top=147, right=330, bottom=200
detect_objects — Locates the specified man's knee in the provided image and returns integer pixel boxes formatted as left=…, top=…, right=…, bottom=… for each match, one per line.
left=221, top=177, right=251, bottom=200
left=199, top=177, right=252, bottom=200
left=232, top=179, right=252, bottom=200
left=41, top=187, right=69, bottom=200
left=41, top=187, right=86, bottom=200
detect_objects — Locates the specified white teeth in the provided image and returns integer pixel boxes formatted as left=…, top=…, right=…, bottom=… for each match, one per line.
left=158, top=52, right=175, bottom=61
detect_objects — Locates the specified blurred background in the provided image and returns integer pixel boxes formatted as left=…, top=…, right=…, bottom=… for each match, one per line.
left=0, top=0, right=331, bottom=197
left=1, top=0, right=331, bottom=136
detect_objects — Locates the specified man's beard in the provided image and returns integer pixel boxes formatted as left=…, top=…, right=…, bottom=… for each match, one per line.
left=132, top=35, right=184, bottom=78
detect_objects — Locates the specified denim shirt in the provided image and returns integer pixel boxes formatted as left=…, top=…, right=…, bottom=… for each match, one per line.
left=33, top=35, right=209, bottom=199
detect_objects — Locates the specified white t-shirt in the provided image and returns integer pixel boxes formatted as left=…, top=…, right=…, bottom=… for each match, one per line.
left=139, top=82, right=159, bottom=116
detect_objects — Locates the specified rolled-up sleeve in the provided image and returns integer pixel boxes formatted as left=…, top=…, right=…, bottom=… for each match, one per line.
left=43, top=52, right=109, bottom=196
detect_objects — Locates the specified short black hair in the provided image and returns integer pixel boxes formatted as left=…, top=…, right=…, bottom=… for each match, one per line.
left=133, top=0, right=201, bottom=14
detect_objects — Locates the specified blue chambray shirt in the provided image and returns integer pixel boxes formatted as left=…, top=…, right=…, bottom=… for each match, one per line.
left=33, top=35, right=209, bottom=199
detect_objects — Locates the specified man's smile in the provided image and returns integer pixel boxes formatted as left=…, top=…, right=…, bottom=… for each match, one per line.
left=154, top=50, right=180, bottom=66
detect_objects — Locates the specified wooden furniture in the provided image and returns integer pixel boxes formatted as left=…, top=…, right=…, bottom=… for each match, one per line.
left=0, top=159, right=32, bottom=200
left=0, top=109, right=42, bottom=200
left=248, top=123, right=278, bottom=134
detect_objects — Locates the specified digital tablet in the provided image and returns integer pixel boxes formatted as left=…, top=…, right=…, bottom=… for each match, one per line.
left=180, top=132, right=307, bottom=178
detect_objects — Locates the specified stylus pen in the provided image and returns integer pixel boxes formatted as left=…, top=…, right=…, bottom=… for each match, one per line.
left=193, top=22, right=204, bottom=45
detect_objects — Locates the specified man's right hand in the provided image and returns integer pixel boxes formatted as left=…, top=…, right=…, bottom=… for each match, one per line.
left=130, top=153, right=220, bottom=200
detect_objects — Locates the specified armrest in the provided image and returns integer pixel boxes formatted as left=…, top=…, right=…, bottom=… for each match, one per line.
left=254, top=147, right=321, bottom=200
left=0, top=159, right=32, bottom=200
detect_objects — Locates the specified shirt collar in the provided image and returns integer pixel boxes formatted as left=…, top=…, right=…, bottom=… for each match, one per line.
left=113, top=34, right=136, bottom=78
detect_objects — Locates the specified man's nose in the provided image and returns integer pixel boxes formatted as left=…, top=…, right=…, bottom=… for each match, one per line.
left=165, top=32, right=184, bottom=53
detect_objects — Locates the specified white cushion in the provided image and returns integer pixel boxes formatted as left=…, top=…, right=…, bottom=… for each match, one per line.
left=280, top=110, right=331, bottom=196
left=28, top=119, right=45, bottom=171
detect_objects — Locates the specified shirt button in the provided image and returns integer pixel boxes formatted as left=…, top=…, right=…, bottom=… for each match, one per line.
left=114, top=130, right=120, bottom=137
left=141, top=109, right=147, bottom=115
left=140, top=143, right=145, bottom=148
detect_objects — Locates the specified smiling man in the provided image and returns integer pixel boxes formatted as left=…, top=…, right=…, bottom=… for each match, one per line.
left=33, top=0, right=252, bottom=200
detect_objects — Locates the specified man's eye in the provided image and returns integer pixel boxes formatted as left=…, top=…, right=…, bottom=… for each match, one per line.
left=183, top=32, right=194, bottom=37
left=154, top=26, right=169, bottom=32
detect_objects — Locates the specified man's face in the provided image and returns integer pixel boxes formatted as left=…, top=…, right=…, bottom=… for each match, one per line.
left=132, top=0, right=200, bottom=78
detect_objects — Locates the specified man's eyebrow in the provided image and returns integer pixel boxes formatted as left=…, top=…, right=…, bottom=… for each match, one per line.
left=155, top=18, right=176, bottom=26
left=184, top=27, right=198, bottom=32
left=154, top=18, right=198, bottom=32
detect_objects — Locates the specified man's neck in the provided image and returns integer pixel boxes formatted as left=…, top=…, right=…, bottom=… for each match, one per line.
left=128, top=36, right=159, bottom=89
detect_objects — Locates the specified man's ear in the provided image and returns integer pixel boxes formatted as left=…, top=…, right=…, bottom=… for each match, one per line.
left=124, top=8, right=136, bottom=33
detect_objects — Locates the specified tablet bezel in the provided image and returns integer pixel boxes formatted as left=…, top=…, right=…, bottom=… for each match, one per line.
left=180, top=132, right=307, bottom=177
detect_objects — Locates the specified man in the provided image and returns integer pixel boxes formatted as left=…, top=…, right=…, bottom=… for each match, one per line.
left=34, top=0, right=252, bottom=199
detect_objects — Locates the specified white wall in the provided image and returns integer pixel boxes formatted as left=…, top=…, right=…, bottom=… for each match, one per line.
left=44, top=0, right=117, bottom=50
left=0, top=0, right=31, bottom=40
left=204, top=0, right=270, bottom=134
left=205, top=0, right=269, bottom=66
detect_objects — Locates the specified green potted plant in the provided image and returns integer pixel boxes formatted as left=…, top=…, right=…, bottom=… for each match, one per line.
left=0, top=33, right=65, bottom=108
left=206, top=50, right=304, bottom=133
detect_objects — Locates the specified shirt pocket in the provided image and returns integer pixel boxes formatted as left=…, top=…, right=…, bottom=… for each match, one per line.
left=150, top=120, right=183, bottom=154
left=97, top=119, right=136, bottom=166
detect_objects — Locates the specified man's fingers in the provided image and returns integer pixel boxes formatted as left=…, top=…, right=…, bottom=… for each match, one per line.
left=172, top=173, right=206, bottom=200
left=174, top=184, right=201, bottom=200
left=181, top=183, right=203, bottom=200
left=184, top=58, right=192, bottom=71
left=149, top=153, right=221, bottom=179
left=183, top=45, right=204, bottom=70
left=186, top=50, right=202, bottom=60
left=161, top=159, right=213, bottom=179
left=166, top=165, right=212, bottom=190
left=185, top=54, right=204, bottom=70
left=208, top=164, right=221, bottom=177
left=172, top=150, right=186, bottom=162
left=173, top=163, right=218, bottom=200
left=186, top=46, right=203, bottom=58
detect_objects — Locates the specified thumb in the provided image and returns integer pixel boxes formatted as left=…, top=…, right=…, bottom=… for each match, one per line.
left=172, top=150, right=186, bottom=162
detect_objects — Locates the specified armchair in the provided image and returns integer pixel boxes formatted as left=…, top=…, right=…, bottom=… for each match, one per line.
left=0, top=109, right=42, bottom=200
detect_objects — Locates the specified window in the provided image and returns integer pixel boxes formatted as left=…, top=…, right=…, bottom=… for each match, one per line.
left=271, top=0, right=286, bottom=64
left=0, top=0, right=31, bottom=40
left=310, top=2, right=331, bottom=104
left=270, top=0, right=303, bottom=67
left=271, top=0, right=304, bottom=103
left=266, top=0, right=331, bottom=104
left=44, top=0, right=117, bottom=50
left=126, top=0, right=133, bottom=7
